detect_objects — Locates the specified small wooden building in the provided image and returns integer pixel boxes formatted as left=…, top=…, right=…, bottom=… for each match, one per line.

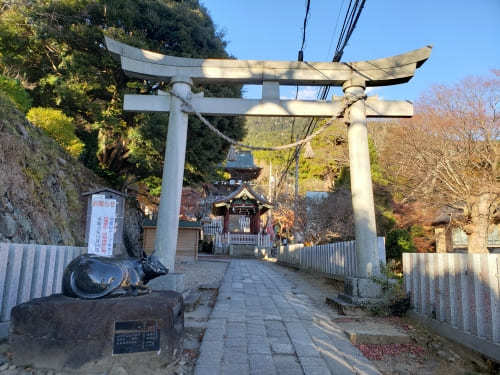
left=143, top=219, right=200, bottom=261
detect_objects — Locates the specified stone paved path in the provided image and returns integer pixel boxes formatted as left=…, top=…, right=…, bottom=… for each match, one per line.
left=195, top=260, right=380, bottom=375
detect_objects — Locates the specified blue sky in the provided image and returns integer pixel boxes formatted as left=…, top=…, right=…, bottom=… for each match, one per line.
left=200, top=0, right=499, bottom=101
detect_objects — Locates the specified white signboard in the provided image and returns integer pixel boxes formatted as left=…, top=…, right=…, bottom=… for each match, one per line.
left=88, top=194, right=117, bottom=257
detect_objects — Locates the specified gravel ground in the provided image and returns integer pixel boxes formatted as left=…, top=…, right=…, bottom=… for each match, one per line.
left=266, top=261, right=499, bottom=375
left=175, top=258, right=229, bottom=291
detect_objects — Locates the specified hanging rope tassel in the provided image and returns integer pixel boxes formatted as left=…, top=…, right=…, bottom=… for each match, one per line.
left=304, top=141, right=314, bottom=159
left=227, top=145, right=237, bottom=161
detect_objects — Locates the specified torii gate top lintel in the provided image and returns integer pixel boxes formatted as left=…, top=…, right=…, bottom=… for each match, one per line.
left=110, top=35, right=432, bottom=278
left=105, top=37, right=431, bottom=87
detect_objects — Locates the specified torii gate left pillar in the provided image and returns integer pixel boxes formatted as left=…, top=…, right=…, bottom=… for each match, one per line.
left=105, top=37, right=431, bottom=302
left=155, top=76, right=192, bottom=272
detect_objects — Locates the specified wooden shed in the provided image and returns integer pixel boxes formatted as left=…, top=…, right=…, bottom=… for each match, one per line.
left=143, top=219, right=200, bottom=261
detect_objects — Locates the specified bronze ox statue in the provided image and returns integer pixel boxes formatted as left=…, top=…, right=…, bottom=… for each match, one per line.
left=62, top=254, right=168, bottom=299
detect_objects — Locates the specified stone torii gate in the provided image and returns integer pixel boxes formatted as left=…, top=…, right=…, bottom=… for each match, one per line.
left=105, top=37, right=431, bottom=301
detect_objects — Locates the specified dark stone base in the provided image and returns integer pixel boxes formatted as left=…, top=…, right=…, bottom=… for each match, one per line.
left=344, top=277, right=383, bottom=299
left=9, top=291, right=183, bottom=374
left=326, top=295, right=371, bottom=316
left=326, top=277, right=385, bottom=316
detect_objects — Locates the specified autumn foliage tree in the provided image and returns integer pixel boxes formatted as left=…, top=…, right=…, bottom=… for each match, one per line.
left=382, top=73, right=499, bottom=253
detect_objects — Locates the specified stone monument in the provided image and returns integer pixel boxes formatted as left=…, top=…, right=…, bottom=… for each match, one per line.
left=9, top=254, right=184, bottom=374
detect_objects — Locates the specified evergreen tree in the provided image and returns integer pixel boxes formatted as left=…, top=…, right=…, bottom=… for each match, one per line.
left=0, top=0, right=244, bottom=188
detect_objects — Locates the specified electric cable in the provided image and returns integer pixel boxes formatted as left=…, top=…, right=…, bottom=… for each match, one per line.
left=275, top=0, right=367, bottom=194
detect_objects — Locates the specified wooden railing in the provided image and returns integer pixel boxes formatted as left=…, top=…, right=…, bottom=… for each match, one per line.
left=202, top=222, right=222, bottom=236
left=230, top=233, right=256, bottom=244
left=215, top=233, right=271, bottom=248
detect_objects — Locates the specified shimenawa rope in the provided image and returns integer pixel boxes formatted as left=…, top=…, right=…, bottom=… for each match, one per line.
left=168, top=90, right=366, bottom=152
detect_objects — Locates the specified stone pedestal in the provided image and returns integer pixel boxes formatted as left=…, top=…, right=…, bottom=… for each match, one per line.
left=9, top=291, right=183, bottom=374
left=148, top=273, right=185, bottom=293
left=342, top=276, right=382, bottom=303
left=327, top=277, right=383, bottom=316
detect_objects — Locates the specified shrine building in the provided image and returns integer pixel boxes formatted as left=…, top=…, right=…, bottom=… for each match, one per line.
left=201, top=150, right=272, bottom=256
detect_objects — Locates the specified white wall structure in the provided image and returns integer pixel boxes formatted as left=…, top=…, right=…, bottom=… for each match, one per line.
left=403, top=253, right=500, bottom=361
left=0, top=243, right=86, bottom=323
left=277, top=237, right=386, bottom=279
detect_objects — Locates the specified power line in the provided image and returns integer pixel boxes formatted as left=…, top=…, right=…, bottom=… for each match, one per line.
left=299, top=0, right=312, bottom=58
left=275, top=0, right=367, bottom=194
left=326, top=0, right=347, bottom=60
left=273, top=0, right=312, bottom=200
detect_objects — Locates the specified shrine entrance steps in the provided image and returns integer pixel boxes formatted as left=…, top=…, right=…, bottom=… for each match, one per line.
left=194, top=259, right=380, bottom=375
left=229, top=244, right=263, bottom=258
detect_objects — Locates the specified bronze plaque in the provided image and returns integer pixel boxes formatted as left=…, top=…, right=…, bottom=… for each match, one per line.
left=113, top=320, right=160, bottom=354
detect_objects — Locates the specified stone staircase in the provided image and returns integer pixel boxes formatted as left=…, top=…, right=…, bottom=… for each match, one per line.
left=229, top=244, right=263, bottom=258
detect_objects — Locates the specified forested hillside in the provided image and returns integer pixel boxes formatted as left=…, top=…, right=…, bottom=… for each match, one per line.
left=0, top=0, right=244, bottom=192
left=245, top=117, right=348, bottom=193
left=243, top=116, right=409, bottom=246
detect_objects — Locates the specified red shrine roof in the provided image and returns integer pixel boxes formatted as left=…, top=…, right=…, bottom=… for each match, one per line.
left=212, top=183, right=272, bottom=216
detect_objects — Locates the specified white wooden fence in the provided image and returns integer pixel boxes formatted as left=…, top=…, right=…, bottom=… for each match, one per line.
left=278, top=237, right=386, bottom=278
left=403, top=253, right=500, bottom=360
left=0, top=243, right=86, bottom=322
left=202, top=222, right=222, bottom=236
left=215, top=233, right=271, bottom=248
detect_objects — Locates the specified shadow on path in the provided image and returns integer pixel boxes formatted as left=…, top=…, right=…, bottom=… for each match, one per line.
left=194, top=259, right=380, bottom=375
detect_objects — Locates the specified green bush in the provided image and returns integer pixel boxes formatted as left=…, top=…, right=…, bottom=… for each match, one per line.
left=370, top=260, right=411, bottom=317
left=26, top=107, right=84, bottom=158
left=0, top=75, right=31, bottom=113
left=386, top=228, right=416, bottom=261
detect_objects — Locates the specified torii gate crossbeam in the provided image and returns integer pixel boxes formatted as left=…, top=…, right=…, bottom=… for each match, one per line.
left=106, top=37, right=431, bottom=302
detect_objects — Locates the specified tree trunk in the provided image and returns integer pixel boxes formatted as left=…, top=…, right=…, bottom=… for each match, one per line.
left=466, top=194, right=493, bottom=253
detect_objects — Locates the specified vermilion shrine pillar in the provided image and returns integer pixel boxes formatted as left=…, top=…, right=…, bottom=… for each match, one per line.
left=250, top=212, right=261, bottom=234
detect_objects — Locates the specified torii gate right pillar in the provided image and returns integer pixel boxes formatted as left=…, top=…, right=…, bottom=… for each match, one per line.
left=343, top=79, right=379, bottom=278
left=342, top=78, right=382, bottom=302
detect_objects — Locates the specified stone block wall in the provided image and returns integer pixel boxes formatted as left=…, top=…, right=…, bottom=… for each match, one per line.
left=0, top=242, right=86, bottom=322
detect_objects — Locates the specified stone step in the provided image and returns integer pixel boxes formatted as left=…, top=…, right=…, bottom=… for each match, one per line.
left=339, top=320, right=411, bottom=345
left=183, top=289, right=201, bottom=312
